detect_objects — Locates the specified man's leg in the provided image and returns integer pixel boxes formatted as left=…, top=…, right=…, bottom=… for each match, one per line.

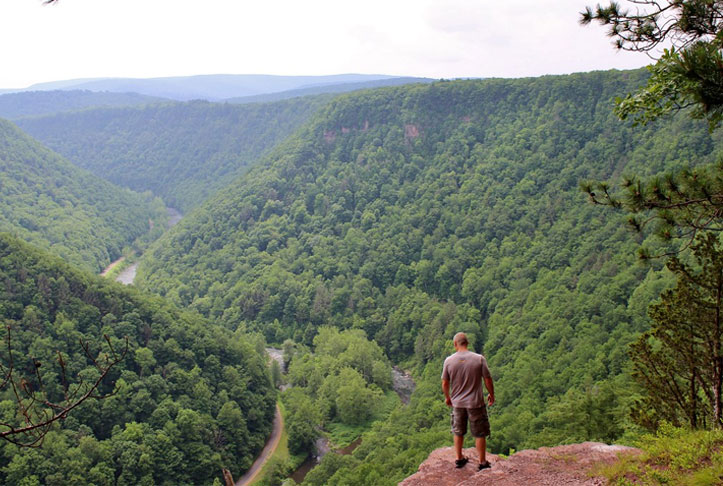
left=451, top=408, right=468, bottom=461
left=475, top=436, right=486, bottom=463
left=469, top=407, right=491, bottom=466
left=454, top=434, right=465, bottom=460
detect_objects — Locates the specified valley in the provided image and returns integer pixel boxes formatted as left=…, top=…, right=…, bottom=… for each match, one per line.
left=0, top=66, right=721, bottom=485
left=0, top=118, right=167, bottom=272
left=16, top=96, right=335, bottom=211
left=101, top=207, right=184, bottom=285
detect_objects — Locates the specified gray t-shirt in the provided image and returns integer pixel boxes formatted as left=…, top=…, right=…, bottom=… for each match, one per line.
left=442, top=350, right=492, bottom=408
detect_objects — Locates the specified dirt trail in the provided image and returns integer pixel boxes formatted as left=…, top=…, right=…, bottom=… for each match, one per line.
left=235, top=404, right=283, bottom=486
left=100, top=256, right=125, bottom=276
left=235, top=349, right=285, bottom=486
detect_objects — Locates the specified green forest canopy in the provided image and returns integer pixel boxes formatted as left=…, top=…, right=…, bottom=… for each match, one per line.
left=17, top=96, right=334, bottom=212
left=0, top=118, right=166, bottom=273
left=135, top=70, right=722, bottom=483
left=0, top=233, right=276, bottom=485
left=1, top=67, right=720, bottom=484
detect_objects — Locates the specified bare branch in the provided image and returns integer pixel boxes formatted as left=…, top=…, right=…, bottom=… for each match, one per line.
left=0, top=326, right=129, bottom=447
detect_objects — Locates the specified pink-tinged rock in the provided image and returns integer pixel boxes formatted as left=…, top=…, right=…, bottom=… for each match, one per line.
left=399, top=442, right=640, bottom=486
left=404, top=124, right=420, bottom=139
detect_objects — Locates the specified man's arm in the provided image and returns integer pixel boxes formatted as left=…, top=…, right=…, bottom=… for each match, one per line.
left=442, top=379, right=452, bottom=407
left=484, top=377, right=495, bottom=406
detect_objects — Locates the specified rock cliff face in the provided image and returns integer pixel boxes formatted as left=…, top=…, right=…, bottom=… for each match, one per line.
left=399, top=442, right=640, bottom=486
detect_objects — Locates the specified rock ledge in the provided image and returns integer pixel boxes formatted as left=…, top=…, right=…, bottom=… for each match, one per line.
left=399, top=442, right=640, bottom=486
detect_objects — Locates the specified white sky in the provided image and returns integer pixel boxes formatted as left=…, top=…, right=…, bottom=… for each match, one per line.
left=0, top=0, right=653, bottom=89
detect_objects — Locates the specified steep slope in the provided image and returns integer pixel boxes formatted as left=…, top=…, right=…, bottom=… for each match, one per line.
left=0, top=90, right=165, bottom=120
left=0, top=119, right=165, bottom=272
left=17, top=97, right=331, bottom=211
left=0, top=234, right=276, bottom=485
left=135, top=70, right=720, bottom=483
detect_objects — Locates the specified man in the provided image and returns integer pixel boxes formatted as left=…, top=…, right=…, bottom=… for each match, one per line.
left=442, top=332, right=495, bottom=470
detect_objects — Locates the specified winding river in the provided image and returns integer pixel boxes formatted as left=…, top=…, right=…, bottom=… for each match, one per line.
left=101, top=207, right=182, bottom=285
left=289, top=365, right=417, bottom=483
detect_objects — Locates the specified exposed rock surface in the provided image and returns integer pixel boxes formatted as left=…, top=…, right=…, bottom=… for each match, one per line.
left=399, top=442, right=640, bottom=486
left=392, top=366, right=416, bottom=405
left=265, top=347, right=285, bottom=372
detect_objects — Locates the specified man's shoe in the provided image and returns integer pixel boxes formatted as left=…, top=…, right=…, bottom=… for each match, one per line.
left=455, top=457, right=468, bottom=468
left=478, top=460, right=491, bottom=471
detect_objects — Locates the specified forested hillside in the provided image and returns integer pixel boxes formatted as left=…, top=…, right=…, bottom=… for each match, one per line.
left=0, top=119, right=166, bottom=273
left=0, top=90, right=164, bottom=120
left=0, top=234, right=276, bottom=485
left=134, top=69, right=723, bottom=484
left=17, top=97, right=332, bottom=211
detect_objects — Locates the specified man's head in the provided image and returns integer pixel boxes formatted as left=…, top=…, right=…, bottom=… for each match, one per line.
left=453, top=332, right=469, bottom=350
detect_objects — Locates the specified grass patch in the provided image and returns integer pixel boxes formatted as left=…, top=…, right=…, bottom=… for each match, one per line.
left=326, top=390, right=401, bottom=448
left=593, top=424, right=723, bottom=485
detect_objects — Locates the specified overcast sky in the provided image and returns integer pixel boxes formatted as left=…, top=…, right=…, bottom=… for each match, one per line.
left=0, top=0, right=653, bottom=89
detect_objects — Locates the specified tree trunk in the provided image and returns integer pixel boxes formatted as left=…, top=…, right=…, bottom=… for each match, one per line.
left=223, top=468, right=234, bottom=486
left=715, top=272, right=723, bottom=427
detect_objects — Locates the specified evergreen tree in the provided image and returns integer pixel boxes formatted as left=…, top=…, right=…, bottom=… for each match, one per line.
left=631, top=233, right=723, bottom=429
left=582, top=1, right=723, bottom=128
left=581, top=1, right=723, bottom=254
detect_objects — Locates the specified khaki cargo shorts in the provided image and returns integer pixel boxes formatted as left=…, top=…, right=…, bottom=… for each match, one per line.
left=451, top=406, right=490, bottom=438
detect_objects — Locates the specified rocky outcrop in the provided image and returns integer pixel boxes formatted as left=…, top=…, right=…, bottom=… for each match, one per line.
left=399, top=442, right=640, bottom=486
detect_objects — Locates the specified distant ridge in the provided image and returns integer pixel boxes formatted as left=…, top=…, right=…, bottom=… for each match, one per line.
left=223, top=76, right=436, bottom=104
left=4, top=74, right=412, bottom=101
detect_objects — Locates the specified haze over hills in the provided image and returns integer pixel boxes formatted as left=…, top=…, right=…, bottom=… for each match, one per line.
left=17, top=96, right=333, bottom=212
left=133, top=69, right=722, bottom=484
left=0, top=90, right=167, bottom=120
left=0, top=119, right=166, bottom=272
left=3, top=74, right=426, bottom=101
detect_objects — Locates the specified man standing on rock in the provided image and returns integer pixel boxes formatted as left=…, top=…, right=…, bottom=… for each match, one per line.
left=442, top=332, right=495, bottom=471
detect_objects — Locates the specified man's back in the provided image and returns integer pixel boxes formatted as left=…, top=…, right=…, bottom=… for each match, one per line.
left=442, top=350, right=491, bottom=408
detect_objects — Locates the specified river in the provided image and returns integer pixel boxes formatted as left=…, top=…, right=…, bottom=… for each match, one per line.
left=101, top=207, right=182, bottom=285
left=167, top=207, right=182, bottom=226
left=266, top=347, right=285, bottom=372
left=289, top=366, right=416, bottom=483
left=115, top=262, right=139, bottom=285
